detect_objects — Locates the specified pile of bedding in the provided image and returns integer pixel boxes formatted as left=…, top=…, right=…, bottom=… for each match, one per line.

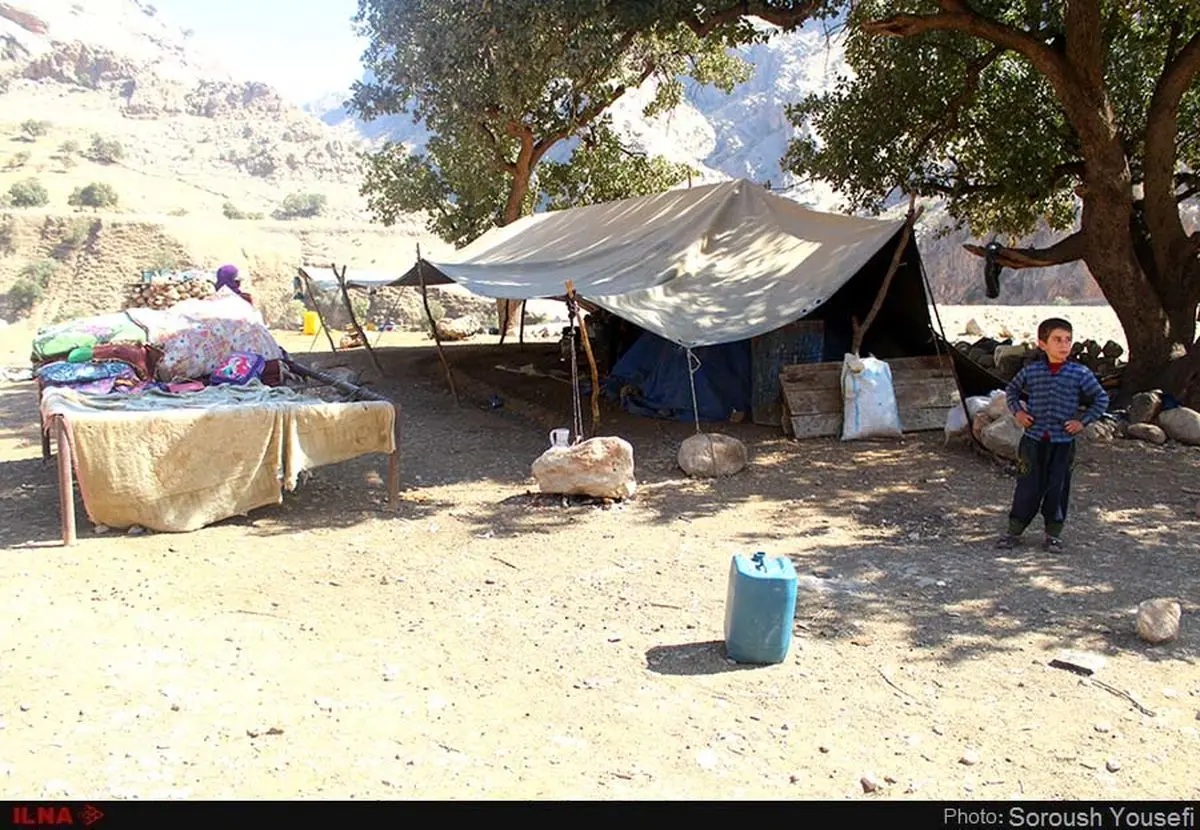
left=31, top=290, right=286, bottom=396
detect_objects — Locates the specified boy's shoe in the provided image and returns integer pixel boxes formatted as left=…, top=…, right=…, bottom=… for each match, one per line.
left=996, top=533, right=1021, bottom=550
left=1043, top=535, right=1064, bottom=552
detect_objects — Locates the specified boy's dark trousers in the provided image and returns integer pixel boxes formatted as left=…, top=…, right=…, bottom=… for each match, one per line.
left=1008, top=435, right=1076, bottom=538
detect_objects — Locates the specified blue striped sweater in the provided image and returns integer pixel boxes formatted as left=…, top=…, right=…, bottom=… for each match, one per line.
left=1004, top=358, right=1109, bottom=443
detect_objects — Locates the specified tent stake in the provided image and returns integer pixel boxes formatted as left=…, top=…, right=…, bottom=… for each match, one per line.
left=417, top=245, right=460, bottom=406
left=333, top=264, right=384, bottom=376
left=565, top=280, right=600, bottom=435
left=851, top=193, right=923, bottom=356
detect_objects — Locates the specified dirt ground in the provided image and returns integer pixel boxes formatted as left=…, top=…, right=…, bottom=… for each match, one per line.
left=0, top=322, right=1197, bottom=801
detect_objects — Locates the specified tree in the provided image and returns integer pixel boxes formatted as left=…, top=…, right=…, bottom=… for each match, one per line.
left=274, top=192, right=327, bottom=219
left=784, top=0, right=1200, bottom=401
left=7, top=178, right=49, bottom=207
left=20, top=120, right=50, bottom=141
left=87, top=135, right=124, bottom=164
left=68, top=182, right=119, bottom=210
left=351, top=0, right=793, bottom=331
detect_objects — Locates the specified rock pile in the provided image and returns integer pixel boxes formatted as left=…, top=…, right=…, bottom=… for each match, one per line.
left=125, top=278, right=213, bottom=310
left=953, top=332, right=1124, bottom=383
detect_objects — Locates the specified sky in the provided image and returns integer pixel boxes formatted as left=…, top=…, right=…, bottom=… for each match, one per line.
left=151, top=0, right=367, bottom=104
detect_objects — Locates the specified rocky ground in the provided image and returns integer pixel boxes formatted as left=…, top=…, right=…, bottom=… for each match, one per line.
left=0, top=319, right=1196, bottom=800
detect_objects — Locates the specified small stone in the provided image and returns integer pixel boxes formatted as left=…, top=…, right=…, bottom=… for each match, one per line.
left=883, top=775, right=897, bottom=784
left=959, top=749, right=980, bottom=766
left=1094, top=722, right=1111, bottom=734
left=1105, top=758, right=1121, bottom=772
left=93, top=524, right=110, bottom=535
left=1136, top=598, right=1182, bottom=644
left=18, top=704, right=29, bottom=712
left=127, top=525, right=145, bottom=535
left=678, top=433, right=748, bottom=477
left=964, top=318, right=984, bottom=337
left=860, top=772, right=881, bottom=793
left=932, top=725, right=945, bottom=735
left=818, top=745, right=829, bottom=753
left=1162, top=688, right=1178, bottom=699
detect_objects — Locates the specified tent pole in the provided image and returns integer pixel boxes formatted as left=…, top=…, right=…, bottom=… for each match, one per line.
left=417, top=245, right=460, bottom=406
left=519, top=300, right=527, bottom=345
left=333, top=264, right=385, bottom=376
left=300, top=268, right=340, bottom=354
left=565, top=280, right=600, bottom=435
left=851, top=193, right=922, bottom=356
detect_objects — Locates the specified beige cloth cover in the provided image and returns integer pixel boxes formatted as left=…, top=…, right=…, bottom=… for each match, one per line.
left=41, top=384, right=395, bottom=532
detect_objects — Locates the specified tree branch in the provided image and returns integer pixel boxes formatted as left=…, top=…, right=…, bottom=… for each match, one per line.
left=1142, top=26, right=1200, bottom=282
left=963, top=231, right=1086, bottom=269
left=1063, top=2, right=1104, bottom=91
left=907, top=44, right=1004, bottom=165
left=477, top=121, right=516, bottom=174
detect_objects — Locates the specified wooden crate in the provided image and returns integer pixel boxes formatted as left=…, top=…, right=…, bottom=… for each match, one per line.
left=779, top=353, right=959, bottom=439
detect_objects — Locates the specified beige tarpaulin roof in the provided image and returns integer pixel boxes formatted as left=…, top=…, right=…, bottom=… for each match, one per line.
left=388, top=178, right=907, bottom=348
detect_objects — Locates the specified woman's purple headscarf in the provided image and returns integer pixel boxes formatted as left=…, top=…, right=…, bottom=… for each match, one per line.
left=215, top=264, right=240, bottom=292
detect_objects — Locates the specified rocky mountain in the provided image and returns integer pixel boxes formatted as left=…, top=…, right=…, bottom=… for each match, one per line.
left=0, top=0, right=454, bottom=327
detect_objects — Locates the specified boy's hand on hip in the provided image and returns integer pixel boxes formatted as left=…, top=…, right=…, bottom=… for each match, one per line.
left=1014, top=410, right=1035, bottom=428
left=1064, top=419, right=1084, bottom=435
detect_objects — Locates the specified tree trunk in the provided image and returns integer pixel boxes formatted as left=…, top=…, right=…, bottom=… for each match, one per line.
left=495, top=150, right=534, bottom=337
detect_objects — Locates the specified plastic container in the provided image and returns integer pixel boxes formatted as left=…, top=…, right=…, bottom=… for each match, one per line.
left=302, top=310, right=320, bottom=336
left=723, top=552, right=798, bottom=664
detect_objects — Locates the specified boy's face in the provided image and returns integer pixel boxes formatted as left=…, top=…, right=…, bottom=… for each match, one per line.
left=1039, top=327, right=1073, bottom=362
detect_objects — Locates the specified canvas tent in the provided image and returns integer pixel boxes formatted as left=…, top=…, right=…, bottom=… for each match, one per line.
left=338, top=179, right=974, bottom=423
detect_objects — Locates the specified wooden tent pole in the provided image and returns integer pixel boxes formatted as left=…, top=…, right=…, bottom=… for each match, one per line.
left=333, top=264, right=384, bottom=376
left=519, top=300, right=527, bottom=345
left=417, top=245, right=460, bottom=406
left=565, top=280, right=600, bottom=435
left=300, top=268, right=340, bottom=353
left=851, top=193, right=923, bottom=356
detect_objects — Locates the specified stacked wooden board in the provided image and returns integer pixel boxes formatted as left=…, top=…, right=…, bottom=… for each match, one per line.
left=779, top=353, right=959, bottom=439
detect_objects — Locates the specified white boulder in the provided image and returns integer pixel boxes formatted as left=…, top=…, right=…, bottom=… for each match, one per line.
left=531, top=436, right=636, bottom=499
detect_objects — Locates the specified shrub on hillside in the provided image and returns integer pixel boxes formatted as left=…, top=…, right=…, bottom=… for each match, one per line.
left=7, top=178, right=49, bottom=208
left=59, top=139, right=79, bottom=156
left=87, top=135, right=124, bottom=164
left=5, top=151, right=30, bottom=170
left=273, top=192, right=326, bottom=220
left=21, top=120, right=50, bottom=141
left=222, top=201, right=246, bottom=219
left=20, top=259, right=58, bottom=288
left=7, top=277, right=43, bottom=313
left=68, top=182, right=119, bottom=210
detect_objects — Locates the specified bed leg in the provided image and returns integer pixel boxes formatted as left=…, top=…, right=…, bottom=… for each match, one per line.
left=387, top=406, right=402, bottom=508
left=55, top=416, right=76, bottom=546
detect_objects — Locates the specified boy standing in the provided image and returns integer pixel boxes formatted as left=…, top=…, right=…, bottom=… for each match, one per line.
left=997, top=317, right=1109, bottom=551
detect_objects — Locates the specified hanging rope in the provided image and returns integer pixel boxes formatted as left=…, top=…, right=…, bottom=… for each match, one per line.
left=566, top=293, right=585, bottom=443
left=685, top=347, right=703, bottom=435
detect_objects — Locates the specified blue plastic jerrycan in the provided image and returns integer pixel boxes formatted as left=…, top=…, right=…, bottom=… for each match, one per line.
left=723, top=552, right=798, bottom=665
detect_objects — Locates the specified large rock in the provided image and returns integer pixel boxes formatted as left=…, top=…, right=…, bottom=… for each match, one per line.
left=435, top=316, right=481, bottom=342
left=981, top=415, right=1024, bottom=461
left=1126, top=423, right=1167, bottom=445
left=531, top=436, right=636, bottom=499
left=1136, top=598, right=1182, bottom=645
left=1085, top=420, right=1118, bottom=442
left=1128, top=391, right=1163, bottom=425
left=678, top=433, right=747, bottom=477
left=1157, top=407, right=1200, bottom=445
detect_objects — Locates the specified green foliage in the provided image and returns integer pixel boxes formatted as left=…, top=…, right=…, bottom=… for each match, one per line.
left=60, top=217, right=97, bottom=249
left=274, top=192, right=327, bottom=219
left=87, top=134, right=125, bottom=164
left=58, top=139, right=79, bottom=156
left=7, top=178, right=49, bottom=208
left=7, top=277, right=43, bottom=313
left=20, top=259, right=58, bottom=288
left=351, top=0, right=755, bottom=246
left=538, top=123, right=697, bottom=210
left=68, top=182, right=119, bottom=210
left=6, top=151, right=30, bottom=170
left=783, top=0, right=1200, bottom=240
left=21, top=120, right=50, bottom=141
left=222, top=201, right=246, bottom=219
